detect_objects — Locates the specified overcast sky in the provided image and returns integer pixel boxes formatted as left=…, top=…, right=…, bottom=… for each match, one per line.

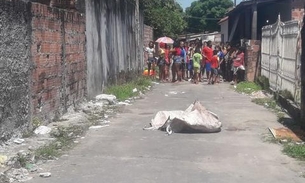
left=177, top=0, right=243, bottom=10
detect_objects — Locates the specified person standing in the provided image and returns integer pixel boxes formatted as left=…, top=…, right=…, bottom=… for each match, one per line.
left=192, top=50, right=202, bottom=84
left=231, top=47, right=245, bottom=87
left=157, top=42, right=166, bottom=82
left=171, top=41, right=185, bottom=82
left=182, top=42, right=189, bottom=80
left=210, top=50, right=219, bottom=84
left=164, top=43, right=171, bottom=82
left=202, top=41, right=213, bottom=84
left=144, top=41, right=156, bottom=78
left=187, top=43, right=195, bottom=79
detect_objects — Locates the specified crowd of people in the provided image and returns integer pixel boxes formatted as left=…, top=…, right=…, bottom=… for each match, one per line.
left=144, top=38, right=245, bottom=87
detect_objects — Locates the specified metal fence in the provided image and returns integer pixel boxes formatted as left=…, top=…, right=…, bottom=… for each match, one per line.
left=261, top=15, right=302, bottom=104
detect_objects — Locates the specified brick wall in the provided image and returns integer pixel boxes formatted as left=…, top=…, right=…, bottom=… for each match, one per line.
left=31, top=2, right=86, bottom=121
left=245, top=40, right=261, bottom=82
left=143, top=25, right=154, bottom=62
left=292, top=8, right=304, bottom=20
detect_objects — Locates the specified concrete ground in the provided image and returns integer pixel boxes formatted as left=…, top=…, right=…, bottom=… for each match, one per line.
left=29, top=82, right=304, bottom=183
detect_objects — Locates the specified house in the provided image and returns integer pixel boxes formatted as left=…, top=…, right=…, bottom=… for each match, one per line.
left=218, top=16, right=229, bottom=43
left=224, top=0, right=304, bottom=44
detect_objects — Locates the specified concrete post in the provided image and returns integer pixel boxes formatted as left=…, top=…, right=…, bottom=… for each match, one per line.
left=251, top=2, right=258, bottom=40
left=301, top=13, right=305, bottom=130
left=135, top=0, right=141, bottom=70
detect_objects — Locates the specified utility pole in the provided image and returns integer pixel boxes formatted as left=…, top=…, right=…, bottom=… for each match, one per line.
left=234, top=0, right=237, bottom=7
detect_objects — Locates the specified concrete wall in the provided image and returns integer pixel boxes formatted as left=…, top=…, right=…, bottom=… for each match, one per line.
left=220, top=21, right=229, bottom=42
left=86, top=0, right=145, bottom=98
left=0, top=0, right=32, bottom=141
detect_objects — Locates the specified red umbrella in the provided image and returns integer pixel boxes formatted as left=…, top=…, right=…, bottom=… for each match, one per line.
left=155, top=36, right=174, bottom=44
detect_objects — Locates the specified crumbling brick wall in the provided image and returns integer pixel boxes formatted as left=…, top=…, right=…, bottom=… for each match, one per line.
left=245, top=40, right=261, bottom=82
left=31, top=2, right=86, bottom=121
left=0, top=0, right=86, bottom=141
left=0, top=0, right=32, bottom=141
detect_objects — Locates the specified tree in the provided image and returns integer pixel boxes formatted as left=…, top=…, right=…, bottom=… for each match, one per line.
left=185, top=0, right=233, bottom=33
left=140, top=0, right=187, bottom=38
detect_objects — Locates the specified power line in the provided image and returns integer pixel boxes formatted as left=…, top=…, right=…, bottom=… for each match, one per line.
left=184, top=15, right=222, bottom=20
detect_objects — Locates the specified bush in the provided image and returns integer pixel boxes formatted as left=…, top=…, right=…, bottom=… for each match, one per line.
left=255, top=76, right=270, bottom=91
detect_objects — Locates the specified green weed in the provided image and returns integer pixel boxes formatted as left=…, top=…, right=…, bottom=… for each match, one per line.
left=251, top=98, right=277, bottom=110
left=283, top=144, right=305, bottom=161
left=236, top=82, right=262, bottom=94
left=105, top=76, right=151, bottom=101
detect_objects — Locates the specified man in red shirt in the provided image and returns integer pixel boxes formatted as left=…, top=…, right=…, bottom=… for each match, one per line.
left=202, top=41, right=213, bottom=84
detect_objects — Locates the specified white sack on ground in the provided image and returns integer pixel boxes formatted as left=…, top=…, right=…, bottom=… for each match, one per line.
left=146, top=101, right=221, bottom=133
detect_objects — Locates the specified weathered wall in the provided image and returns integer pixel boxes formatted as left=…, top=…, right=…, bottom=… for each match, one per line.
left=261, top=16, right=301, bottom=104
left=0, top=0, right=86, bottom=141
left=143, top=25, right=154, bottom=62
left=86, top=0, right=144, bottom=98
left=31, top=2, right=86, bottom=121
left=0, top=0, right=32, bottom=141
left=245, top=40, right=261, bottom=82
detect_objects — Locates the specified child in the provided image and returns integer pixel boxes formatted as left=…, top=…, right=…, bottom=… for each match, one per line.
left=209, top=50, right=219, bottom=85
left=192, top=50, right=202, bottom=84
left=144, top=41, right=156, bottom=78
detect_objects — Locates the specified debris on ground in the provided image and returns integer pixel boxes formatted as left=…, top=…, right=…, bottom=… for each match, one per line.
left=13, top=139, right=25, bottom=145
left=89, top=125, right=110, bottom=130
left=250, top=90, right=270, bottom=99
left=132, top=88, right=138, bottom=93
left=39, top=172, right=51, bottom=178
left=6, top=168, right=33, bottom=182
left=0, top=156, right=8, bottom=167
left=95, top=94, right=117, bottom=105
left=34, top=126, right=52, bottom=135
left=144, top=101, right=222, bottom=134
left=269, top=127, right=305, bottom=142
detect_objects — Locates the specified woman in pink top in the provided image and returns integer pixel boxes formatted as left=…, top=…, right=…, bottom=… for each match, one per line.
left=231, top=47, right=245, bottom=87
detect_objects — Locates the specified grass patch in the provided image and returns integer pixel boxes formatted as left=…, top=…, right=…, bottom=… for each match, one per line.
left=236, top=82, right=262, bottom=94
left=252, top=98, right=277, bottom=110
left=35, top=125, right=86, bottom=160
left=105, top=77, right=151, bottom=101
left=283, top=144, right=305, bottom=161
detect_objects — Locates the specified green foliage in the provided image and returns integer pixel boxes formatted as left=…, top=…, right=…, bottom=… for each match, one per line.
left=279, top=89, right=294, bottom=101
left=252, top=98, right=277, bottom=110
left=255, top=76, right=270, bottom=91
left=140, top=0, right=187, bottom=38
left=105, top=77, right=151, bottom=101
left=283, top=144, right=305, bottom=161
left=185, top=0, right=233, bottom=33
left=236, top=82, right=261, bottom=94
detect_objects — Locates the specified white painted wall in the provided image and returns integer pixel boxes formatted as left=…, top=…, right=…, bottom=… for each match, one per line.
left=220, top=20, right=229, bottom=42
